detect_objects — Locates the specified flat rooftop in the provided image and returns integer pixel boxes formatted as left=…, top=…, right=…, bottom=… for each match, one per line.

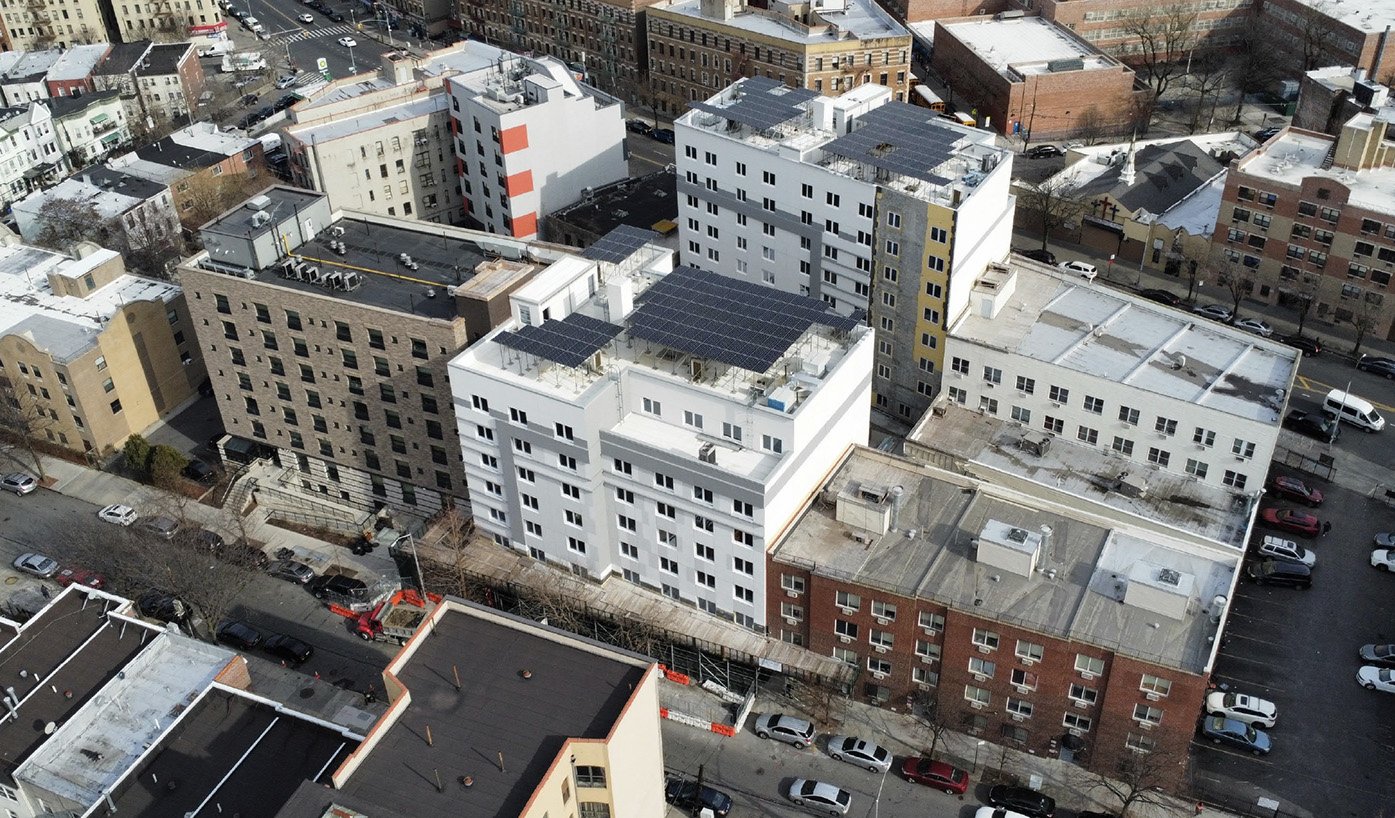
left=1235, top=122, right=1395, bottom=213
left=941, top=17, right=1115, bottom=76
left=336, top=605, right=648, bottom=817
left=681, top=78, right=1007, bottom=206
left=0, top=243, right=181, bottom=363
left=287, top=92, right=446, bottom=144
left=102, top=689, right=359, bottom=818
left=909, top=404, right=1253, bottom=548
left=772, top=446, right=1240, bottom=673
left=548, top=169, right=679, bottom=242
left=949, top=264, right=1299, bottom=423
left=294, top=41, right=511, bottom=112
left=654, top=0, right=907, bottom=43
left=0, top=590, right=154, bottom=786
left=1292, top=0, right=1395, bottom=34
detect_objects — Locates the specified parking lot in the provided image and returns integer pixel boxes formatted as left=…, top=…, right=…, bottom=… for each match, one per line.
left=1194, top=475, right=1395, bottom=815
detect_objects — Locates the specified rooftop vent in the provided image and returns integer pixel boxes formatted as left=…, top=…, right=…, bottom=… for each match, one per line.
left=835, top=481, right=893, bottom=536
left=244, top=194, right=272, bottom=211
left=975, top=519, right=1043, bottom=579
left=1123, top=561, right=1194, bottom=620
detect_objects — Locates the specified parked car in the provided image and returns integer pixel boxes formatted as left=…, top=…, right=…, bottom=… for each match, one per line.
left=1205, top=691, right=1278, bottom=728
left=1058, top=260, right=1098, bottom=280
left=98, top=504, right=138, bottom=526
left=275, top=74, right=298, bottom=89
left=625, top=118, right=651, bottom=134
left=826, top=735, right=892, bottom=772
left=328, top=10, right=345, bottom=20
left=55, top=566, right=106, bottom=589
left=192, top=528, right=226, bottom=551
left=1199, top=715, right=1271, bottom=754
left=298, top=12, right=314, bottom=22
left=140, top=516, right=181, bottom=541
left=273, top=94, right=299, bottom=112
left=900, top=757, right=969, bottom=794
left=1358, top=665, right=1395, bottom=693
left=262, top=633, right=314, bottom=665
left=1026, top=143, right=1064, bottom=159
left=136, top=591, right=190, bottom=623
left=664, top=778, right=732, bottom=817
left=1246, top=558, right=1312, bottom=588
left=976, top=808, right=1033, bottom=818
left=1258, top=507, right=1322, bottom=538
left=1356, top=354, right=1395, bottom=378
left=1, top=473, right=37, bottom=495
left=1252, top=534, right=1315, bottom=567
left=753, top=713, right=816, bottom=747
left=337, top=35, right=357, bottom=47
left=183, top=458, right=216, bottom=482
left=1278, top=334, right=1322, bottom=355
left=1013, top=247, right=1056, bottom=265
left=787, top=780, right=851, bottom=815
left=1282, top=410, right=1339, bottom=442
left=1234, top=317, right=1273, bottom=337
left=266, top=559, right=316, bottom=584
left=1138, top=288, right=1182, bottom=307
left=12, top=552, right=59, bottom=578
left=216, top=619, right=264, bottom=650
left=1192, top=304, right=1234, bottom=322
left=1370, top=549, right=1395, bottom=572
left=1264, top=474, right=1325, bottom=505
left=986, top=784, right=1056, bottom=818
left=651, top=127, right=676, bottom=144
left=1358, top=643, right=1395, bottom=668
left=218, top=541, right=270, bottom=569
left=307, top=573, right=369, bottom=601
left=1253, top=126, right=1282, bottom=142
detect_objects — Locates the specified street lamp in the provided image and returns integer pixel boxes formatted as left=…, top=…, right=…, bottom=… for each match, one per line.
left=346, top=41, right=356, bottom=73
left=972, top=739, right=987, bottom=773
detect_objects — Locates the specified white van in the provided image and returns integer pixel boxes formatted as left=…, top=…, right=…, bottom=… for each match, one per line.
left=1322, top=388, right=1385, bottom=432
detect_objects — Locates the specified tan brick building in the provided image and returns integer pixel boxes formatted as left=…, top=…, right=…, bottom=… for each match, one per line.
left=0, top=239, right=202, bottom=462
left=767, top=445, right=1239, bottom=790
left=456, top=0, right=653, bottom=99
left=180, top=186, right=566, bottom=516
left=646, top=0, right=912, bottom=116
left=1031, top=0, right=1251, bottom=60
left=1215, top=114, right=1395, bottom=342
left=932, top=15, right=1146, bottom=138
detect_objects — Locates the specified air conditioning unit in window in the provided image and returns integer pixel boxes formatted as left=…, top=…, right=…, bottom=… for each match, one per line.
left=838, top=606, right=855, bottom=614
left=874, top=616, right=889, bottom=626
left=970, top=700, right=985, bottom=710
left=1080, top=671, right=1096, bottom=680
left=1014, top=684, right=1031, bottom=694
left=874, top=645, right=888, bottom=654
left=1068, top=727, right=1084, bottom=737
left=972, top=673, right=986, bottom=682
left=917, top=682, right=930, bottom=691
left=976, top=645, right=992, bottom=654
left=872, top=672, right=887, bottom=681
left=1010, top=712, right=1025, bottom=722
left=1136, top=720, right=1154, bottom=730
left=1020, top=658, right=1036, bottom=667
left=839, top=635, right=853, bottom=644
left=1146, top=692, right=1160, bottom=701
left=785, top=590, right=801, bottom=598
left=784, top=616, right=798, bottom=625
left=920, top=655, right=935, bottom=664
left=1073, top=699, right=1090, bottom=709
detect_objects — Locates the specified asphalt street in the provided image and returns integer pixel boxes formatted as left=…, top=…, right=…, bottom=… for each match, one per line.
left=0, top=487, right=396, bottom=694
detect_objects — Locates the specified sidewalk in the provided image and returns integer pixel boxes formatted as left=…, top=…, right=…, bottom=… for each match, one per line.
left=37, top=456, right=398, bottom=583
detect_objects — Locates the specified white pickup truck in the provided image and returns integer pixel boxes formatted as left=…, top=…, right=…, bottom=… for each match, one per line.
left=221, top=51, right=267, bottom=73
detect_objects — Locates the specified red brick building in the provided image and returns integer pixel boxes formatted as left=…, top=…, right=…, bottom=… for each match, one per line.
left=931, top=16, right=1147, bottom=139
left=1214, top=115, right=1395, bottom=342
left=766, top=446, right=1233, bottom=789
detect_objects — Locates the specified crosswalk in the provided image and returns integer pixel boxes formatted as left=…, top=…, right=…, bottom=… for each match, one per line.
left=269, top=22, right=357, bottom=46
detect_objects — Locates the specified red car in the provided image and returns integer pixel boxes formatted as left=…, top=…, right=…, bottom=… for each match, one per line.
left=55, top=567, right=106, bottom=590
left=1260, top=507, right=1322, bottom=538
left=900, top=757, right=969, bottom=794
left=1265, top=475, right=1323, bottom=506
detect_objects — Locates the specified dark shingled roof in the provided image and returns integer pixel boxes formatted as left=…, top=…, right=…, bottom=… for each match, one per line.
left=46, top=89, right=121, bottom=118
left=1075, top=140, right=1226, bottom=218
left=94, top=42, right=153, bottom=75
left=135, top=43, right=194, bottom=76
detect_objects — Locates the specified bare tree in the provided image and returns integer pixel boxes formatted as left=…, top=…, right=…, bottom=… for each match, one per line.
left=909, top=686, right=952, bottom=762
left=1182, top=52, right=1231, bottom=134
left=1075, top=106, right=1110, bottom=145
left=1087, top=732, right=1189, bottom=816
left=1116, top=5, right=1200, bottom=102
left=1017, top=172, right=1087, bottom=251
left=1285, top=273, right=1321, bottom=336
left=1293, top=0, right=1339, bottom=71
left=0, top=374, right=56, bottom=480
left=1349, top=294, right=1385, bottom=357
left=31, top=196, right=180, bottom=279
left=179, top=171, right=268, bottom=232
left=1228, top=30, right=1279, bottom=124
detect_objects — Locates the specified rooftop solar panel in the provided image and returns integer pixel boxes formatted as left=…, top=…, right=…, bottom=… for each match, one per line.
left=822, top=103, right=960, bottom=186
left=581, top=224, right=658, bottom=263
left=498, top=312, right=624, bottom=367
left=691, top=77, right=811, bottom=132
left=627, top=267, right=862, bottom=372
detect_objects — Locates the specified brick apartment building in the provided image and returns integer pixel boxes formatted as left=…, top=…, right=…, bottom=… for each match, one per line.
left=646, top=0, right=912, bottom=115
left=767, top=444, right=1241, bottom=788
left=1260, top=0, right=1395, bottom=82
left=91, top=41, right=205, bottom=133
left=1215, top=113, right=1395, bottom=342
left=931, top=15, right=1146, bottom=138
left=456, top=0, right=654, bottom=99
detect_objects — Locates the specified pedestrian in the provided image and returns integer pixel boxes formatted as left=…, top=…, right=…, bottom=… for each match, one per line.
left=1322, top=521, right=1332, bottom=537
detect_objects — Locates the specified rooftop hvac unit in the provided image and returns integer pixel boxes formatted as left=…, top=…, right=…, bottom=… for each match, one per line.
left=341, top=271, right=363, bottom=290
left=330, top=225, right=345, bottom=237
left=321, top=269, right=344, bottom=289
left=698, top=442, right=717, bottom=464
left=250, top=210, right=271, bottom=228
left=304, top=266, right=322, bottom=283
left=399, top=253, right=413, bottom=265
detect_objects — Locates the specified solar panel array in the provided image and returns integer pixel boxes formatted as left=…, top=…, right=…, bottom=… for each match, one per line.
left=822, top=104, right=959, bottom=186
left=628, top=267, right=862, bottom=373
left=691, top=76, right=815, bottom=132
left=498, top=313, right=624, bottom=368
left=581, top=224, right=658, bottom=263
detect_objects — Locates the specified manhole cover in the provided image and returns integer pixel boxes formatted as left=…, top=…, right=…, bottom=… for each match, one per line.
left=299, top=687, right=315, bottom=699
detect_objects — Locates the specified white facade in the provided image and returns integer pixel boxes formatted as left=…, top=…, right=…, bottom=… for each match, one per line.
left=50, top=93, right=130, bottom=165
left=0, top=102, right=63, bottom=207
left=446, top=54, right=626, bottom=239
left=941, top=262, right=1298, bottom=493
left=449, top=244, right=873, bottom=630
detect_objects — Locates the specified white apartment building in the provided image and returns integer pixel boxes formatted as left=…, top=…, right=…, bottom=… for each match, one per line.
left=449, top=227, right=874, bottom=629
left=285, top=45, right=508, bottom=224
left=0, top=101, right=64, bottom=208
left=446, top=53, right=627, bottom=240
left=49, top=90, right=129, bottom=166
left=674, top=77, right=1015, bottom=423
left=938, top=261, right=1298, bottom=493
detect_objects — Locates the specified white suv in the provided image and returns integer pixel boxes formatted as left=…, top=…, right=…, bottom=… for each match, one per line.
left=1058, top=260, right=1098, bottom=280
left=1205, top=691, right=1278, bottom=728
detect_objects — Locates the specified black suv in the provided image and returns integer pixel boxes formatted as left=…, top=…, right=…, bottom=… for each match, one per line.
left=1013, top=247, right=1056, bottom=265
left=1138, top=288, right=1182, bottom=307
left=986, top=785, right=1056, bottom=818
left=1283, top=409, right=1339, bottom=441
left=137, top=591, right=190, bottom=624
left=308, top=574, right=368, bottom=601
left=1246, top=558, right=1312, bottom=588
left=664, top=778, right=732, bottom=817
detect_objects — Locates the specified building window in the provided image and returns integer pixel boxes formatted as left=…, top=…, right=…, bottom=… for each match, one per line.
left=964, top=685, right=991, bottom=706
left=1126, top=733, right=1157, bottom=754
left=1193, top=427, right=1215, bottom=447
left=968, top=657, right=995, bottom=678
left=1006, top=698, right=1033, bottom=718
left=781, top=575, right=806, bottom=595
left=1048, top=385, right=1068, bottom=403
left=1112, top=436, right=1134, bottom=456
left=836, top=591, right=862, bottom=611
left=919, top=611, right=944, bottom=632
left=1140, top=674, right=1172, bottom=696
left=1069, top=683, right=1098, bottom=705
left=971, top=628, right=999, bottom=650
left=1063, top=712, right=1093, bottom=732
left=1015, top=640, right=1043, bottom=662
left=1015, top=376, right=1035, bottom=394
left=1133, top=704, right=1164, bottom=725
left=1010, top=668, right=1039, bottom=690
left=1186, top=459, right=1209, bottom=479
left=1075, top=654, right=1105, bottom=676
left=1119, top=406, right=1140, bottom=425
left=1083, top=395, right=1104, bottom=414
left=575, top=766, right=606, bottom=788
left=1147, top=447, right=1170, bottom=467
